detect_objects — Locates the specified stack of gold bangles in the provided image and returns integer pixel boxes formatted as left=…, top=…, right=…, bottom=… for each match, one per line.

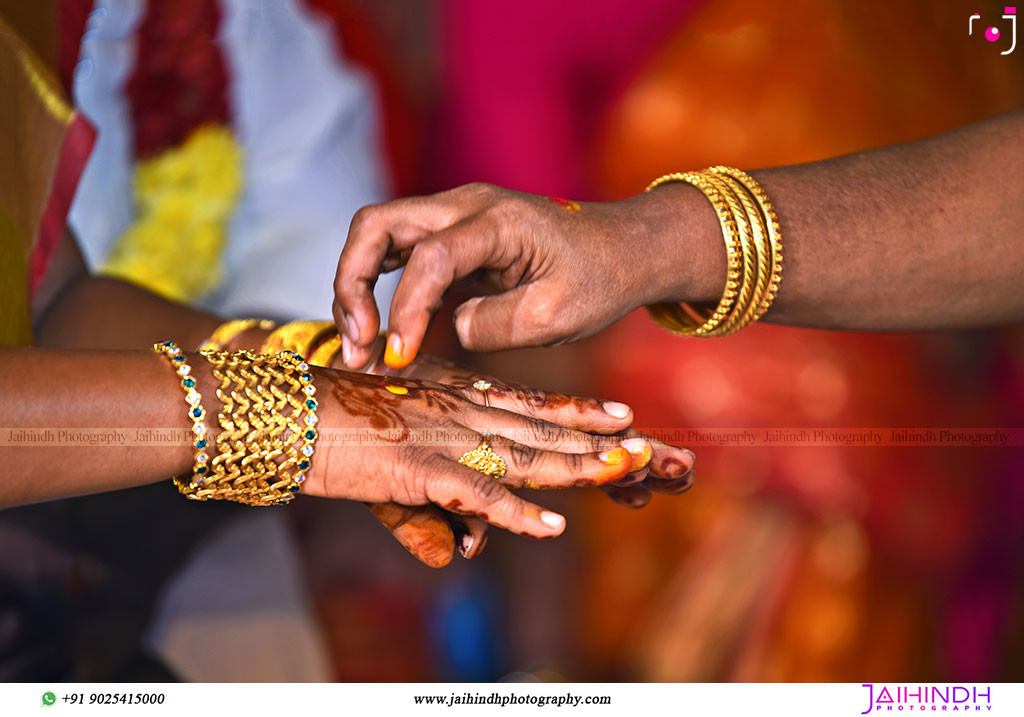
left=154, top=316, right=390, bottom=505
left=155, top=341, right=320, bottom=506
left=644, top=166, right=783, bottom=337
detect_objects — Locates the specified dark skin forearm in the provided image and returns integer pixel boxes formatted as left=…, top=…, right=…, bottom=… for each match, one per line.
left=334, top=110, right=1024, bottom=366
left=646, top=110, right=1024, bottom=330
left=0, top=346, right=211, bottom=507
left=33, top=232, right=220, bottom=351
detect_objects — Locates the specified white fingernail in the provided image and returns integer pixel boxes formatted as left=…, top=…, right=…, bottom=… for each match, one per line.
left=341, top=334, right=353, bottom=365
left=459, top=533, right=474, bottom=557
left=621, top=437, right=648, bottom=455
left=602, top=401, right=631, bottom=419
left=540, top=511, right=565, bottom=529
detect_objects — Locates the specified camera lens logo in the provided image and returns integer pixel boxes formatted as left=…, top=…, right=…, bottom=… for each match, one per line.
left=970, top=7, right=1017, bottom=55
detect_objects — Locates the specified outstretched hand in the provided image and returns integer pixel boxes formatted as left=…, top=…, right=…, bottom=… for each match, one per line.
left=333, top=183, right=695, bottom=370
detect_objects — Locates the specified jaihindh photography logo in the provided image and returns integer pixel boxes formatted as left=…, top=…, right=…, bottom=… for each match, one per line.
left=860, top=684, right=993, bottom=713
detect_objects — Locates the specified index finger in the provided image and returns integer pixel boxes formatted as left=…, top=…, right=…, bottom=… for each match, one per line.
left=334, top=196, right=463, bottom=363
left=335, top=188, right=498, bottom=365
left=452, top=380, right=635, bottom=435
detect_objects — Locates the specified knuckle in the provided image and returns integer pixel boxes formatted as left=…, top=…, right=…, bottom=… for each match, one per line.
left=564, top=452, right=585, bottom=477
left=522, top=292, right=559, bottom=329
left=469, top=473, right=506, bottom=509
left=525, top=418, right=562, bottom=447
left=350, top=204, right=380, bottom=232
left=461, top=182, right=497, bottom=200
left=487, top=194, right=527, bottom=226
left=508, top=442, right=539, bottom=473
left=413, top=238, right=450, bottom=269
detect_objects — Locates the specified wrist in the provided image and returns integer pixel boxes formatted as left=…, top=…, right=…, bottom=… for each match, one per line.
left=626, top=181, right=727, bottom=306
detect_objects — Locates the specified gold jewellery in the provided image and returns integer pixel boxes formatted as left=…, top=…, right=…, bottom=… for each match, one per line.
left=458, top=380, right=506, bottom=478
left=154, top=342, right=211, bottom=478
left=155, top=342, right=320, bottom=506
left=458, top=437, right=507, bottom=479
left=261, top=320, right=336, bottom=358
left=198, top=318, right=275, bottom=351
left=645, top=167, right=783, bottom=337
left=472, top=379, right=492, bottom=407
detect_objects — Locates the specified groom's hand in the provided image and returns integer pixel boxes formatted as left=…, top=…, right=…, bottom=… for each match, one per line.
left=332, top=183, right=714, bottom=370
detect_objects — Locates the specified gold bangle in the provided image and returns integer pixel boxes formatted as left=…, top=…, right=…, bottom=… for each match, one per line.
left=704, top=172, right=771, bottom=334
left=199, top=318, right=276, bottom=351
left=708, top=166, right=783, bottom=321
left=153, top=341, right=211, bottom=484
left=167, top=349, right=320, bottom=506
left=644, top=172, right=743, bottom=336
left=261, top=320, right=336, bottom=359
left=308, top=334, right=342, bottom=367
left=696, top=171, right=757, bottom=336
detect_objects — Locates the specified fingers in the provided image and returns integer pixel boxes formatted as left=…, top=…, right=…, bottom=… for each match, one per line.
left=452, top=287, right=537, bottom=353
left=364, top=501, right=455, bottom=568
left=424, top=457, right=567, bottom=539
left=452, top=381, right=634, bottom=435
left=601, top=483, right=652, bottom=509
left=335, top=194, right=468, bottom=368
left=385, top=218, right=505, bottom=369
left=646, top=469, right=696, bottom=495
left=645, top=439, right=696, bottom=480
left=460, top=404, right=627, bottom=456
left=449, top=515, right=489, bottom=559
left=442, top=432, right=633, bottom=488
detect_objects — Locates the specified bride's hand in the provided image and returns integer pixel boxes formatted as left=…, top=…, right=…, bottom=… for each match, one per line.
left=388, top=350, right=696, bottom=510
left=303, top=368, right=640, bottom=539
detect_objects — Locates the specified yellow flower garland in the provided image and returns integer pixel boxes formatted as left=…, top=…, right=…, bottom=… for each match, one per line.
left=101, top=124, right=243, bottom=302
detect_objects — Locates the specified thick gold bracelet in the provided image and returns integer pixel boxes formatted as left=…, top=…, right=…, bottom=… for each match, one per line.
left=198, top=318, right=276, bottom=351
left=261, top=320, right=336, bottom=359
left=153, top=341, right=211, bottom=483
left=644, top=172, right=743, bottom=336
left=166, top=349, right=320, bottom=506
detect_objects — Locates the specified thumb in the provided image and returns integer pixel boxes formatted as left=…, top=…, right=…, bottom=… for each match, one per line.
left=454, top=285, right=556, bottom=352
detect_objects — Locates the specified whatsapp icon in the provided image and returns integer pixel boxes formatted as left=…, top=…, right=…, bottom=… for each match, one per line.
left=42, top=692, right=56, bottom=706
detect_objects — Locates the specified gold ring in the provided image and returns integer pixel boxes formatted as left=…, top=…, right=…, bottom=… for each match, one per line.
left=458, top=436, right=506, bottom=479
left=472, top=379, right=492, bottom=407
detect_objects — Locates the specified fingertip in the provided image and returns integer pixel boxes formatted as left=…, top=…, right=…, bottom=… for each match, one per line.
left=603, top=484, right=652, bottom=509
left=602, top=401, right=633, bottom=421
left=621, top=437, right=653, bottom=471
left=384, top=333, right=416, bottom=369
left=596, top=447, right=632, bottom=483
left=539, top=510, right=566, bottom=534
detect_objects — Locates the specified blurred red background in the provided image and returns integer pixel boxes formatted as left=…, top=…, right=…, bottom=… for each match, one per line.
left=304, top=0, right=1024, bottom=682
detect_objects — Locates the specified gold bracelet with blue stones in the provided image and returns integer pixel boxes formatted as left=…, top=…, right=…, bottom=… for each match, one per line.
left=156, top=344, right=320, bottom=506
left=154, top=341, right=211, bottom=484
